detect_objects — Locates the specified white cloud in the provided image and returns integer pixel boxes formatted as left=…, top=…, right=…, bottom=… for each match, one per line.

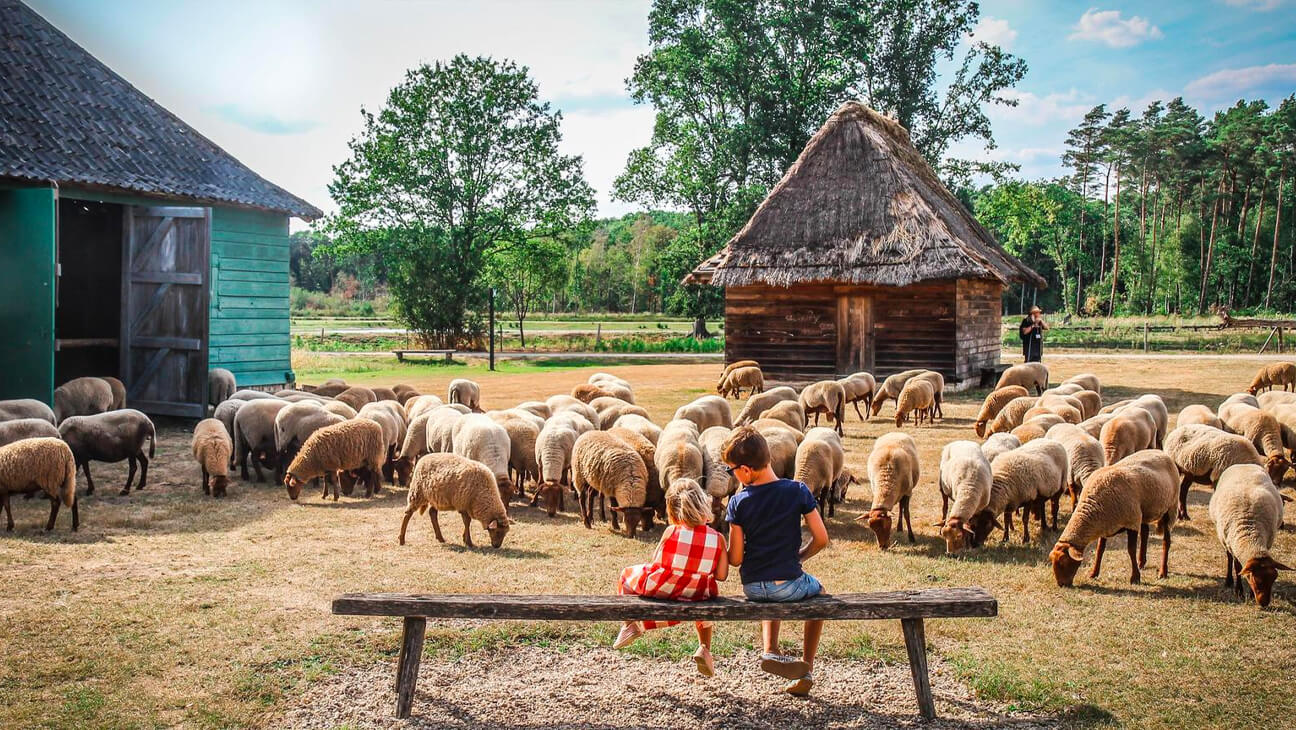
left=1185, top=63, right=1296, bottom=101
left=990, top=88, right=1093, bottom=126
left=1221, top=0, right=1286, bottom=10
left=1068, top=8, right=1163, bottom=48
left=968, top=16, right=1018, bottom=50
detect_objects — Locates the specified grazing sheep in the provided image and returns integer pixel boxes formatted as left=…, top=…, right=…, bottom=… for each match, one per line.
left=572, top=430, right=650, bottom=537
left=192, top=418, right=233, bottom=498
left=213, top=399, right=245, bottom=451
left=758, top=400, right=805, bottom=432
left=755, top=422, right=801, bottom=479
left=598, top=402, right=651, bottom=430
left=100, top=376, right=126, bottom=410
left=451, top=414, right=514, bottom=508
left=396, top=413, right=433, bottom=482
left=1177, top=404, right=1222, bottom=430
left=718, top=360, right=760, bottom=390
left=336, top=386, right=377, bottom=413
left=796, top=427, right=847, bottom=518
left=863, top=432, right=920, bottom=548
left=1033, top=395, right=1084, bottom=424
left=1218, top=402, right=1292, bottom=483
left=550, top=411, right=596, bottom=438
left=275, top=403, right=346, bottom=493
left=655, top=420, right=705, bottom=493
left=599, top=382, right=636, bottom=403
left=515, top=401, right=552, bottom=419
left=447, top=379, right=482, bottom=411
left=400, top=453, right=511, bottom=547
left=1045, top=423, right=1106, bottom=508
left=718, top=366, right=764, bottom=399
left=53, top=376, right=113, bottom=423
left=838, top=372, right=876, bottom=421
left=1022, top=409, right=1073, bottom=431
left=974, top=385, right=1030, bottom=437
left=607, top=427, right=664, bottom=524
left=938, top=440, right=993, bottom=553
left=588, top=396, right=631, bottom=414
left=1048, top=450, right=1179, bottom=586
left=230, top=389, right=277, bottom=402
left=697, top=426, right=737, bottom=522
left=322, top=400, right=357, bottom=419
left=987, top=396, right=1037, bottom=435
left=1164, top=424, right=1264, bottom=520
left=612, top=413, right=662, bottom=446
left=895, top=379, right=935, bottom=427
left=1121, top=395, right=1169, bottom=448
left=673, top=395, right=733, bottom=431
left=533, top=422, right=578, bottom=516
left=310, top=383, right=350, bottom=398
left=1247, top=362, right=1296, bottom=395
left=368, top=386, right=398, bottom=403
left=208, top=368, right=236, bottom=407
left=1100, top=408, right=1157, bottom=464
left=392, top=384, right=422, bottom=405
left=424, top=407, right=465, bottom=454
left=980, top=433, right=1021, bottom=464
left=1011, top=421, right=1048, bottom=444
left=234, top=399, right=288, bottom=483
left=1023, top=438, right=1071, bottom=532
left=1209, top=464, right=1290, bottom=606
left=1066, top=390, right=1103, bottom=420
left=500, top=416, right=541, bottom=499
left=971, top=438, right=1066, bottom=546
left=799, top=381, right=847, bottom=435
left=58, top=409, right=156, bottom=496
left=0, top=398, right=56, bottom=425
left=573, top=383, right=615, bottom=403
left=284, top=418, right=386, bottom=500
left=404, top=394, right=445, bottom=421
left=359, top=402, right=405, bottom=485
left=734, top=386, right=799, bottom=426
left=1257, top=390, right=1296, bottom=411
left=996, top=362, right=1049, bottom=395
left=0, top=437, right=77, bottom=531
left=870, top=369, right=926, bottom=417
left=0, top=418, right=60, bottom=447
left=1061, top=373, right=1101, bottom=395
left=589, top=372, right=632, bottom=391
left=1078, top=412, right=1116, bottom=440
left=914, top=371, right=945, bottom=419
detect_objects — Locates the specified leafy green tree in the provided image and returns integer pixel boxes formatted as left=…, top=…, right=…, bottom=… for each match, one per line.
left=324, top=54, right=594, bottom=346
left=485, top=237, right=569, bottom=347
left=1062, top=105, right=1108, bottom=312
left=289, top=231, right=338, bottom=292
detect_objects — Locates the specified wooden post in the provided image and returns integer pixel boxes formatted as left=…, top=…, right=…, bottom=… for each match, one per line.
left=901, top=617, right=935, bottom=720
left=1143, top=321, right=1149, bottom=353
left=488, top=289, right=496, bottom=372
left=1280, top=327, right=1285, bottom=354
left=595, top=323, right=602, bottom=348
left=1260, top=326, right=1277, bottom=354
left=394, top=616, right=426, bottom=718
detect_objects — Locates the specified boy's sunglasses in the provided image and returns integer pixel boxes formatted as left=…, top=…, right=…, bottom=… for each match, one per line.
left=724, top=466, right=737, bottom=476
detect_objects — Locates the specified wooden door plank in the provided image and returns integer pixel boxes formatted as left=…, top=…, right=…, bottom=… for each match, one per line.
left=127, top=347, right=171, bottom=400
left=129, top=216, right=175, bottom=273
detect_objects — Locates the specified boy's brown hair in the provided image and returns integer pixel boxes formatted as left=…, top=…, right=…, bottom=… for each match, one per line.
left=722, top=426, right=771, bottom=470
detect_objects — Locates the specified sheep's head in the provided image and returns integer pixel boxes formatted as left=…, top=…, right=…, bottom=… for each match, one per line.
left=611, top=504, right=643, bottom=538
left=860, top=507, right=893, bottom=550
left=1049, top=541, right=1085, bottom=587
left=1265, top=454, right=1291, bottom=484
left=393, top=456, right=415, bottom=487
left=1241, top=555, right=1291, bottom=607
left=870, top=398, right=886, bottom=417
left=940, top=517, right=974, bottom=554
left=538, top=480, right=564, bottom=517
left=974, top=420, right=987, bottom=438
left=339, top=470, right=358, bottom=496
left=211, top=474, right=229, bottom=499
left=894, top=411, right=905, bottom=428
left=284, top=473, right=305, bottom=501
left=486, top=517, right=511, bottom=548
left=967, top=511, right=1001, bottom=548
left=496, top=476, right=515, bottom=508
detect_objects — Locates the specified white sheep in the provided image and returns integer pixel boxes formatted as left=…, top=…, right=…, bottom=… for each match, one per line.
left=1257, top=390, right=1296, bottom=411
left=612, top=413, right=662, bottom=445
left=758, top=400, right=805, bottom=432
left=533, top=421, right=578, bottom=516
left=1209, top=464, right=1291, bottom=606
left=971, top=437, right=1065, bottom=546
left=1045, top=423, right=1105, bottom=508
left=405, top=394, right=445, bottom=421
left=863, top=432, right=920, bottom=549
left=1164, top=424, right=1264, bottom=521
left=451, top=414, right=514, bottom=509
left=795, top=427, right=847, bottom=517
left=974, top=385, right=1029, bottom=437
left=1218, top=401, right=1292, bottom=483
left=869, top=369, right=926, bottom=418
left=799, top=380, right=846, bottom=435
left=733, top=386, right=799, bottom=426
left=980, top=433, right=1021, bottom=464
left=698, top=425, right=737, bottom=523
left=673, top=395, right=733, bottom=431
left=1176, top=404, right=1222, bottom=430
left=400, top=453, right=510, bottom=548
left=655, top=419, right=705, bottom=493
left=1061, top=373, right=1101, bottom=395
left=938, top=440, right=992, bottom=554
left=996, top=362, right=1049, bottom=395
left=838, top=372, right=876, bottom=421
left=986, top=396, right=1037, bottom=435
left=894, top=378, right=935, bottom=427
left=447, top=379, right=482, bottom=411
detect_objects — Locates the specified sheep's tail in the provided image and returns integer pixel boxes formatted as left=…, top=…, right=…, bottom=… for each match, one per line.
left=146, top=420, right=156, bottom=459
left=449, top=389, right=461, bottom=405
left=60, top=449, right=77, bottom=507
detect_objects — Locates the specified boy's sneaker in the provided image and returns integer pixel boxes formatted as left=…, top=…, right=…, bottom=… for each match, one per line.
left=784, top=672, right=814, bottom=696
left=613, top=622, right=643, bottom=649
left=759, top=653, right=810, bottom=680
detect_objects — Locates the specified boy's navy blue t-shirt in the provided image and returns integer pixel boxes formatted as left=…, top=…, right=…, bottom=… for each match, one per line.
left=726, top=478, right=817, bottom=584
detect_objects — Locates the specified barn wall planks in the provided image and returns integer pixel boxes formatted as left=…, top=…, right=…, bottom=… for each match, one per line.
left=955, top=279, right=1004, bottom=381
left=210, top=207, right=292, bottom=386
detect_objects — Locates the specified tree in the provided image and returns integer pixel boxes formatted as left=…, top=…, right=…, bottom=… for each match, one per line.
left=289, top=231, right=338, bottom=292
left=1102, top=108, right=1132, bottom=314
left=1266, top=96, right=1296, bottom=308
left=485, top=237, right=569, bottom=347
left=1062, top=105, right=1108, bottom=312
left=324, top=55, right=594, bottom=346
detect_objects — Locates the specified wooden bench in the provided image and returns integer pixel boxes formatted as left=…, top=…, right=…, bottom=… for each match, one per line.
left=332, top=587, right=997, bottom=720
left=979, top=363, right=1012, bottom=388
left=392, top=349, right=455, bottom=363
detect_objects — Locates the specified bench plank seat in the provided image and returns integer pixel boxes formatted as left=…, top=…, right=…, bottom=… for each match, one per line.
left=334, top=587, right=995, bottom=720
left=392, top=349, right=455, bottom=362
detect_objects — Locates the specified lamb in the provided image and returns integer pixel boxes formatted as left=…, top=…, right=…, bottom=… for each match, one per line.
left=233, top=399, right=288, bottom=483
left=717, top=366, right=764, bottom=399
left=796, top=427, right=847, bottom=518
left=1176, top=404, right=1222, bottom=430
left=191, top=418, right=233, bottom=498
left=717, top=360, right=760, bottom=391
left=895, top=378, right=935, bottom=427
left=208, top=368, right=236, bottom=407
left=980, top=433, right=1021, bottom=464
left=1099, top=408, right=1157, bottom=464
left=1209, top=464, right=1291, bottom=606
left=58, top=409, right=156, bottom=496
left=838, top=372, right=876, bottom=421
left=995, top=362, right=1049, bottom=395
left=1045, top=423, right=1105, bottom=508
left=986, top=396, right=1037, bottom=435
left=451, top=414, right=514, bottom=508
left=1217, top=402, right=1292, bottom=483
left=335, top=386, right=377, bottom=412
left=572, top=383, right=615, bottom=403
left=655, top=420, right=705, bottom=494
left=0, top=437, right=77, bottom=532
left=758, top=400, right=805, bottom=432
left=447, top=379, right=482, bottom=411
left=612, top=413, right=662, bottom=445
left=399, top=453, right=511, bottom=548
left=863, top=432, right=920, bottom=548
left=0, top=418, right=60, bottom=447
left=599, top=402, right=651, bottom=430
left=673, top=395, right=733, bottom=431
left=1247, top=362, right=1296, bottom=395
left=284, top=418, right=387, bottom=500
left=970, top=438, right=1066, bottom=546
left=53, top=376, right=114, bottom=423
left=974, top=386, right=1029, bottom=437
left=1257, top=390, right=1296, bottom=411
left=938, top=440, right=993, bottom=554
left=1164, top=424, right=1264, bottom=520
left=734, top=386, right=799, bottom=426
left=1061, top=373, right=1101, bottom=395
left=869, top=369, right=926, bottom=417
left=698, top=426, right=737, bottom=522
left=799, top=380, right=846, bottom=435
left=0, top=398, right=56, bottom=425
left=533, top=422, right=578, bottom=516
left=572, top=430, right=650, bottom=537
left=1048, top=450, right=1179, bottom=586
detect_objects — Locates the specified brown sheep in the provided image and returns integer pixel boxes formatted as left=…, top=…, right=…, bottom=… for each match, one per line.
left=371, top=386, right=399, bottom=402
left=870, top=369, right=926, bottom=418
left=572, top=430, right=650, bottom=537
left=838, top=372, right=876, bottom=421
left=0, top=437, right=77, bottom=532
left=58, top=409, right=156, bottom=496
left=996, top=362, right=1049, bottom=395
left=987, top=396, right=1037, bottom=435
left=974, top=385, right=1029, bottom=437
left=1247, top=362, right=1296, bottom=395
left=284, top=419, right=387, bottom=500
left=895, top=379, right=935, bottom=427
left=53, top=376, right=113, bottom=423
left=1100, top=408, right=1157, bottom=464
left=717, top=366, right=764, bottom=399
left=572, top=383, right=615, bottom=403
left=101, top=376, right=127, bottom=410
left=208, top=368, right=236, bottom=407
left=335, top=386, right=377, bottom=412
left=192, top=418, right=233, bottom=498
left=400, top=453, right=511, bottom=548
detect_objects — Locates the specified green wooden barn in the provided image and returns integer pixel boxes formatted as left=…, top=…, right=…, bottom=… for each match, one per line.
left=0, top=0, right=321, bottom=417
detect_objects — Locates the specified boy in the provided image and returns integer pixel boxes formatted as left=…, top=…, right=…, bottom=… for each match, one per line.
left=722, top=426, right=830, bottom=696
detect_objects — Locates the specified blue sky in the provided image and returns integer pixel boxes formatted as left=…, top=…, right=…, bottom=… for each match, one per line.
left=24, top=0, right=1296, bottom=224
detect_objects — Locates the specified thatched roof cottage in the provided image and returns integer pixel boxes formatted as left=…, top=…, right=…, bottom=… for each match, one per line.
left=687, top=101, right=1044, bottom=388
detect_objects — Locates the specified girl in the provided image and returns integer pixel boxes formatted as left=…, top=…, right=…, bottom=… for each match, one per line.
left=614, top=478, right=728, bottom=676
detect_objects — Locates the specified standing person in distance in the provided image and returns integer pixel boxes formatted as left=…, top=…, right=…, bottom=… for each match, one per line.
left=1020, top=305, right=1049, bottom=363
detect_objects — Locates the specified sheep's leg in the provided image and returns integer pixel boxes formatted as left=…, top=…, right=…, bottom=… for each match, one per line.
left=1021, top=505, right=1031, bottom=544
left=81, top=461, right=95, bottom=496
left=45, top=495, right=59, bottom=531
left=137, top=450, right=149, bottom=490
left=202, top=469, right=210, bottom=496
left=940, top=493, right=948, bottom=523
left=1234, top=556, right=1246, bottom=599
left=1001, top=509, right=1013, bottom=543
left=610, top=498, right=622, bottom=532
left=1050, top=494, right=1060, bottom=530
left=122, top=457, right=137, bottom=495
left=1177, top=474, right=1193, bottom=520
left=852, top=400, right=864, bottom=420
left=599, top=493, right=607, bottom=522
left=1138, top=524, right=1150, bottom=569
left=460, top=511, right=474, bottom=547
left=1224, top=549, right=1234, bottom=587
left=251, top=450, right=265, bottom=483
left=71, top=495, right=78, bottom=531
left=902, top=495, right=915, bottom=543
left=580, top=488, right=592, bottom=529
left=399, top=507, right=416, bottom=545
left=1158, top=519, right=1171, bottom=579
left=239, top=443, right=250, bottom=481
left=3, top=494, right=12, bottom=531
left=1126, top=529, right=1141, bottom=585
left=422, top=509, right=442, bottom=543
left=1090, top=537, right=1107, bottom=579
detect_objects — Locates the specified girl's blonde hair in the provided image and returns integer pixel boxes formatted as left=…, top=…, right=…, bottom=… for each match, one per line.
left=665, top=478, right=712, bottom=527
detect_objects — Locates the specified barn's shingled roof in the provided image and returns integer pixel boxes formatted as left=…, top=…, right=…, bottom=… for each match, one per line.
left=0, top=0, right=322, bottom=219
left=687, top=101, right=1044, bottom=289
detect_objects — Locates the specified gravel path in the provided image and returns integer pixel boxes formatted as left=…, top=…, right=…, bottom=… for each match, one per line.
left=274, top=647, right=1059, bottom=729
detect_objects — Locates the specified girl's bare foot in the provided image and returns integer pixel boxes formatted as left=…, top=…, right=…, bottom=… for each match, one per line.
left=693, top=646, right=714, bottom=677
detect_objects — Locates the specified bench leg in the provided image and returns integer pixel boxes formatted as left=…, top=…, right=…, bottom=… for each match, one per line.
left=901, top=617, right=935, bottom=720
left=395, top=616, right=427, bottom=718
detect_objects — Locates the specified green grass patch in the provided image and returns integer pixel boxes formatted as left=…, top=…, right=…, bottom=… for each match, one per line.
left=948, top=652, right=1076, bottom=713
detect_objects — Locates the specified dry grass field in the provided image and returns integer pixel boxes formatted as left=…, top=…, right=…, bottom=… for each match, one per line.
left=2, top=355, right=1294, bottom=729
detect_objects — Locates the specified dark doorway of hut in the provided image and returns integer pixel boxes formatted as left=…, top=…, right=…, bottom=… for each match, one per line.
left=836, top=294, right=873, bottom=375
left=55, top=200, right=123, bottom=386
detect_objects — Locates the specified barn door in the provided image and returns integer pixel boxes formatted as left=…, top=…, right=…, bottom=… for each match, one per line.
left=120, top=206, right=210, bottom=417
left=836, top=295, right=873, bottom=376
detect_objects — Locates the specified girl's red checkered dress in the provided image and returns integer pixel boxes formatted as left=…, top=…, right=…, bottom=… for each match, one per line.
left=618, top=524, right=723, bottom=630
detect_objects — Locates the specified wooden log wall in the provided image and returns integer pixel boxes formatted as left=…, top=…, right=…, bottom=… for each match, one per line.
left=955, top=279, right=1003, bottom=381
left=724, top=285, right=838, bottom=381
left=870, top=280, right=956, bottom=378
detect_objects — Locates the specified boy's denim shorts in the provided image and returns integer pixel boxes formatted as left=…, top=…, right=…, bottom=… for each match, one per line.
left=742, top=572, right=822, bottom=602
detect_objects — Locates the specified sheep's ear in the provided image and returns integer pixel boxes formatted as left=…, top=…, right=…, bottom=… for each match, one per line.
left=1282, top=493, right=1294, bottom=503
left=1272, top=560, right=1293, bottom=571
left=487, top=519, right=499, bottom=530
left=1067, top=545, right=1085, bottom=562
left=991, top=518, right=1004, bottom=530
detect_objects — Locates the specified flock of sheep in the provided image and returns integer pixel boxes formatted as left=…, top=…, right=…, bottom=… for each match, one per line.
left=1, top=359, right=1292, bottom=607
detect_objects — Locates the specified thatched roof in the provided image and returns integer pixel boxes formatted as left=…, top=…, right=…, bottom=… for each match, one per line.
left=687, top=101, right=1044, bottom=289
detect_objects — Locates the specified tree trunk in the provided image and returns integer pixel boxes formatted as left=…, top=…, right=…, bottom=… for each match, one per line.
left=691, top=316, right=712, bottom=340
left=1100, top=164, right=1112, bottom=281
left=1266, top=162, right=1287, bottom=310
left=1109, top=162, right=1122, bottom=314
left=1076, top=202, right=1086, bottom=313
left=1136, top=170, right=1149, bottom=298
left=1147, top=189, right=1165, bottom=313
left=1244, top=177, right=1269, bottom=304
left=1199, top=178, right=1223, bottom=313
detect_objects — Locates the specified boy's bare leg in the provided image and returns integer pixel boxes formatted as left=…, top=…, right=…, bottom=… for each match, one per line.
left=762, top=620, right=781, bottom=653
left=802, top=620, right=824, bottom=668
